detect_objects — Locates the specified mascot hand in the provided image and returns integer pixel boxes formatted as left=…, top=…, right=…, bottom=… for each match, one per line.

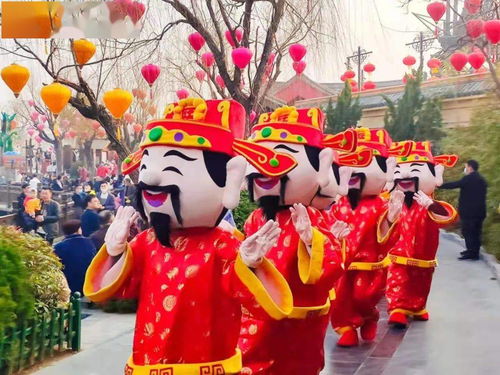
left=331, top=220, right=351, bottom=239
left=239, top=220, right=281, bottom=268
left=105, top=206, right=140, bottom=256
left=290, top=203, right=313, bottom=246
left=388, top=190, right=405, bottom=223
left=413, top=190, right=433, bottom=209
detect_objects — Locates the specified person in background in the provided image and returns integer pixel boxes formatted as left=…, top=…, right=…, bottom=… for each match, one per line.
left=120, top=176, right=136, bottom=206
left=16, top=183, right=31, bottom=231
left=24, top=188, right=41, bottom=216
left=93, top=175, right=104, bottom=193
left=97, top=181, right=116, bottom=211
left=96, top=162, right=110, bottom=179
left=80, top=194, right=103, bottom=237
left=29, top=174, right=41, bottom=191
left=89, top=210, right=114, bottom=250
left=62, top=174, right=71, bottom=190
left=83, top=182, right=95, bottom=195
left=35, top=188, right=61, bottom=245
left=54, top=219, right=96, bottom=295
left=439, top=159, right=488, bottom=260
left=72, top=184, right=86, bottom=218
left=51, top=175, right=64, bottom=191
left=79, top=166, right=89, bottom=183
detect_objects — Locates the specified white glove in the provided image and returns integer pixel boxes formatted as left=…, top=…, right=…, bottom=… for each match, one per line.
left=239, top=220, right=281, bottom=268
left=413, top=190, right=433, bottom=209
left=331, top=220, right=351, bottom=239
left=105, top=206, right=140, bottom=256
left=388, top=190, right=405, bottom=223
left=290, top=203, right=313, bottom=246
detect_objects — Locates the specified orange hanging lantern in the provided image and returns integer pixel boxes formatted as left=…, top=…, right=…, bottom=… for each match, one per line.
left=103, top=88, right=133, bottom=119
left=40, top=82, right=71, bottom=117
left=1, top=63, right=30, bottom=98
left=72, top=39, right=96, bottom=68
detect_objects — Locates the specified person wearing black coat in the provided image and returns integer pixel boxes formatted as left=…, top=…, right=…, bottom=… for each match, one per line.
left=16, top=184, right=30, bottom=231
left=439, top=160, right=487, bottom=260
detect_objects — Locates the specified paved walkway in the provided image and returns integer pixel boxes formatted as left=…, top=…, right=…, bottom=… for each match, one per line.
left=35, top=232, right=500, bottom=375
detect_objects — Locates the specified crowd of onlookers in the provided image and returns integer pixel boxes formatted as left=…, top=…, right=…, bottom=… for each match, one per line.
left=14, top=162, right=137, bottom=296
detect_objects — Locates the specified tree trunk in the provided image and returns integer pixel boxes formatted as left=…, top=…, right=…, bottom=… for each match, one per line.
left=54, top=139, right=63, bottom=174
left=83, top=140, right=95, bottom=177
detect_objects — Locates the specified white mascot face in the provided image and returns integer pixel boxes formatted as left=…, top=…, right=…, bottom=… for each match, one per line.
left=310, top=163, right=353, bottom=210
left=349, top=156, right=396, bottom=197
left=248, top=141, right=332, bottom=206
left=392, top=162, right=444, bottom=196
left=138, top=145, right=246, bottom=228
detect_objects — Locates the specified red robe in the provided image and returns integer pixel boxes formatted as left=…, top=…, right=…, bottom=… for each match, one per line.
left=84, top=227, right=292, bottom=374
left=327, top=195, right=394, bottom=333
left=385, top=200, right=457, bottom=316
left=239, top=207, right=343, bottom=375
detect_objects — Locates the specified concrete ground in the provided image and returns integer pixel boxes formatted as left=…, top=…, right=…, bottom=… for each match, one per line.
left=35, top=232, right=500, bottom=375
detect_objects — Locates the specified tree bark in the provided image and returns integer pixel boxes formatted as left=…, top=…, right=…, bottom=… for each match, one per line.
left=83, top=140, right=95, bottom=176
left=53, top=139, right=63, bottom=175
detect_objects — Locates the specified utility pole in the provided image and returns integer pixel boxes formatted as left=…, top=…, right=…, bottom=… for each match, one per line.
left=405, top=32, right=436, bottom=68
left=346, top=46, right=373, bottom=89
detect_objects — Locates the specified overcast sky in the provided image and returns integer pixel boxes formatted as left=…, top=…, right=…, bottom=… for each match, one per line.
left=0, top=0, right=445, bottom=106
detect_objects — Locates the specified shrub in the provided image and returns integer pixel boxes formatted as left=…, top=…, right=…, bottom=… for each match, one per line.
left=233, top=190, right=257, bottom=231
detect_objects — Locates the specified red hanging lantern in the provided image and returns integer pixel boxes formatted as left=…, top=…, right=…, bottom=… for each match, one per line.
left=427, top=58, right=442, bottom=69
left=201, top=52, right=215, bottom=68
left=450, top=52, right=468, bottom=71
left=362, top=81, right=376, bottom=90
left=288, top=43, right=307, bottom=62
left=292, top=60, right=306, bottom=75
left=466, top=19, right=484, bottom=39
left=402, top=55, right=417, bottom=66
left=484, top=20, right=500, bottom=44
left=91, top=120, right=101, bottom=130
left=187, top=32, right=205, bottom=52
left=363, top=63, right=375, bottom=73
left=133, top=123, right=143, bottom=134
left=468, top=52, right=485, bottom=70
left=141, top=64, right=160, bottom=87
left=127, top=1, right=145, bottom=25
left=225, top=29, right=243, bottom=48
left=344, top=70, right=356, bottom=79
left=349, top=79, right=357, bottom=88
left=340, top=74, right=346, bottom=82
left=352, top=85, right=359, bottom=93
left=176, top=89, right=189, bottom=100
left=215, top=75, right=225, bottom=89
left=195, top=70, right=206, bottom=82
left=249, top=111, right=257, bottom=123
left=465, top=0, right=482, bottom=15
left=402, top=74, right=414, bottom=84
left=231, top=47, right=253, bottom=69
left=427, top=2, right=446, bottom=23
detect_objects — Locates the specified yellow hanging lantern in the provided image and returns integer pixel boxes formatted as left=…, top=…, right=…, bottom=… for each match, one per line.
left=40, top=82, right=71, bottom=117
left=2, top=1, right=63, bottom=38
left=72, top=39, right=96, bottom=68
left=1, top=63, right=30, bottom=98
left=103, top=88, right=133, bottom=119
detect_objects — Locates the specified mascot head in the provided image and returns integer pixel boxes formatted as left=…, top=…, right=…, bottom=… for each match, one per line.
left=245, top=106, right=366, bottom=218
left=121, top=98, right=296, bottom=245
left=389, top=140, right=458, bottom=207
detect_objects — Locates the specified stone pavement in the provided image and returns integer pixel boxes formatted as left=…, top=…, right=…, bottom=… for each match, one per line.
left=35, top=232, right=500, bottom=375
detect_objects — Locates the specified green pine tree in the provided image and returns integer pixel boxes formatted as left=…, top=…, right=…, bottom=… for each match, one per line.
left=325, top=82, right=362, bottom=134
left=414, top=97, right=445, bottom=152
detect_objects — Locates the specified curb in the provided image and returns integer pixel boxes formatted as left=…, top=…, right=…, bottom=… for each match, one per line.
left=443, top=230, right=500, bottom=284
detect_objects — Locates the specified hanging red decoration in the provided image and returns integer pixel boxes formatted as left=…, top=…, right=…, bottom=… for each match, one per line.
left=362, top=81, right=376, bottom=90
left=466, top=19, right=484, bottom=39
left=215, top=75, right=225, bottom=89
left=249, top=111, right=257, bottom=123
left=427, top=58, right=442, bottom=69
left=91, top=120, right=101, bottom=130
left=352, top=86, right=359, bottom=93
left=27, top=128, right=35, bottom=137
left=403, top=55, right=417, bottom=66
left=37, top=123, right=44, bottom=131
left=363, top=63, right=376, bottom=73
left=350, top=79, right=357, bottom=88
left=201, top=52, right=215, bottom=68
left=465, top=0, right=482, bottom=14
left=292, top=60, right=306, bottom=75
left=450, top=52, right=468, bottom=71
left=344, top=70, right=356, bottom=79
left=427, top=2, right=446, bottom=23
left=484, top=20, right=500, bottom=44
left=468, top=52, right=485, bottom=70
left=288, top=44, right=307, bottom=62
left=127, top=1, right=145, bottom=25
left=232, top=47, right=253, bottom=69
left=133, top=123, right=143, bottom=134
left=402, top=74, right=414, bottom=84
left=176, top=89, right=189, bottom=100
left=35, top=136, right=42, bottom=143
left=195, top=70, right=206, bottom=82
left=267, top=53, right=276, bottom=66
left=340, top=74, right=346, bottom=82
left=225, top=29, right=243, bottom=48
left=188, top=32, right=205, bottom=52
left=141, top=64, right=160, bottom=87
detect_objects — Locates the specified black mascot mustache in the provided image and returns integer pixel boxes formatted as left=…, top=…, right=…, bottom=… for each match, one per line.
left=390, top=177, right=420, bottom=208
left=247, top=173, right=290, bottom=221
left=135, top=182, right=183, bottom=247
left=347, top=173, right=366, bottom=209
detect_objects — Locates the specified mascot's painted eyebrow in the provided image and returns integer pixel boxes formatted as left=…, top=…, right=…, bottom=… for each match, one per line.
left=410, top=162, right=424, bottom=167
left=273, top=144, right=299, bottom=153
left=163, top=150, right=197, bottom=161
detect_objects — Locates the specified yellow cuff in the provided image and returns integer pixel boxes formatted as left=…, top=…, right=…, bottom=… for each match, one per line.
left=348, top=256, right=391, bottom=271
left=125, top=349, right=242, bottom=374
left=329, top=288, right=337, bottom=301
left=232, top=228, right=246, bottom=241
left=388, top=254, right=437, bottom=268
left=288, top=298, right=331, bottom=319
left=377, top=210, right=398, bottom=244
left=390, top=308, right=428, bottom=317
left=235, top=254, right=293, bottom=320
left=428, top=200, right=457, bottom=225
left=83, top=244, right=133, bottom=303
left=335, top=326, right=355, bottom=335
left=297, top=227, right=325, bottom=285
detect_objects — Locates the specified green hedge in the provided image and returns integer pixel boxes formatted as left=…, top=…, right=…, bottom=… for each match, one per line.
left=436, top=104, right=500, bottom=259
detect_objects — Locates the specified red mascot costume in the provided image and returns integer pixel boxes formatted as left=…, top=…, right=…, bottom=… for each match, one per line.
left=381, top=140, right=458, bottom=327
left=83, top=98, right=299, bottom=374
left=328, top=127, right=401, bottom=347
left=239, top=106, right=368, bottom=375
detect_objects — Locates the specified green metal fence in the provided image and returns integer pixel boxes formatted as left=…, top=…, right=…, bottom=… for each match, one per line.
left=0, top=293, right=82, bottom=375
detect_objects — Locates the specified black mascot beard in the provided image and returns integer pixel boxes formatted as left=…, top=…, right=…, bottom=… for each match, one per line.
left=390, top=177, right=420, bottom=208
left=247, top=174, right=290, bottom=221
left=135, top=182, right=182, bottom=247
left=347, top=173, right=366, bottom=209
